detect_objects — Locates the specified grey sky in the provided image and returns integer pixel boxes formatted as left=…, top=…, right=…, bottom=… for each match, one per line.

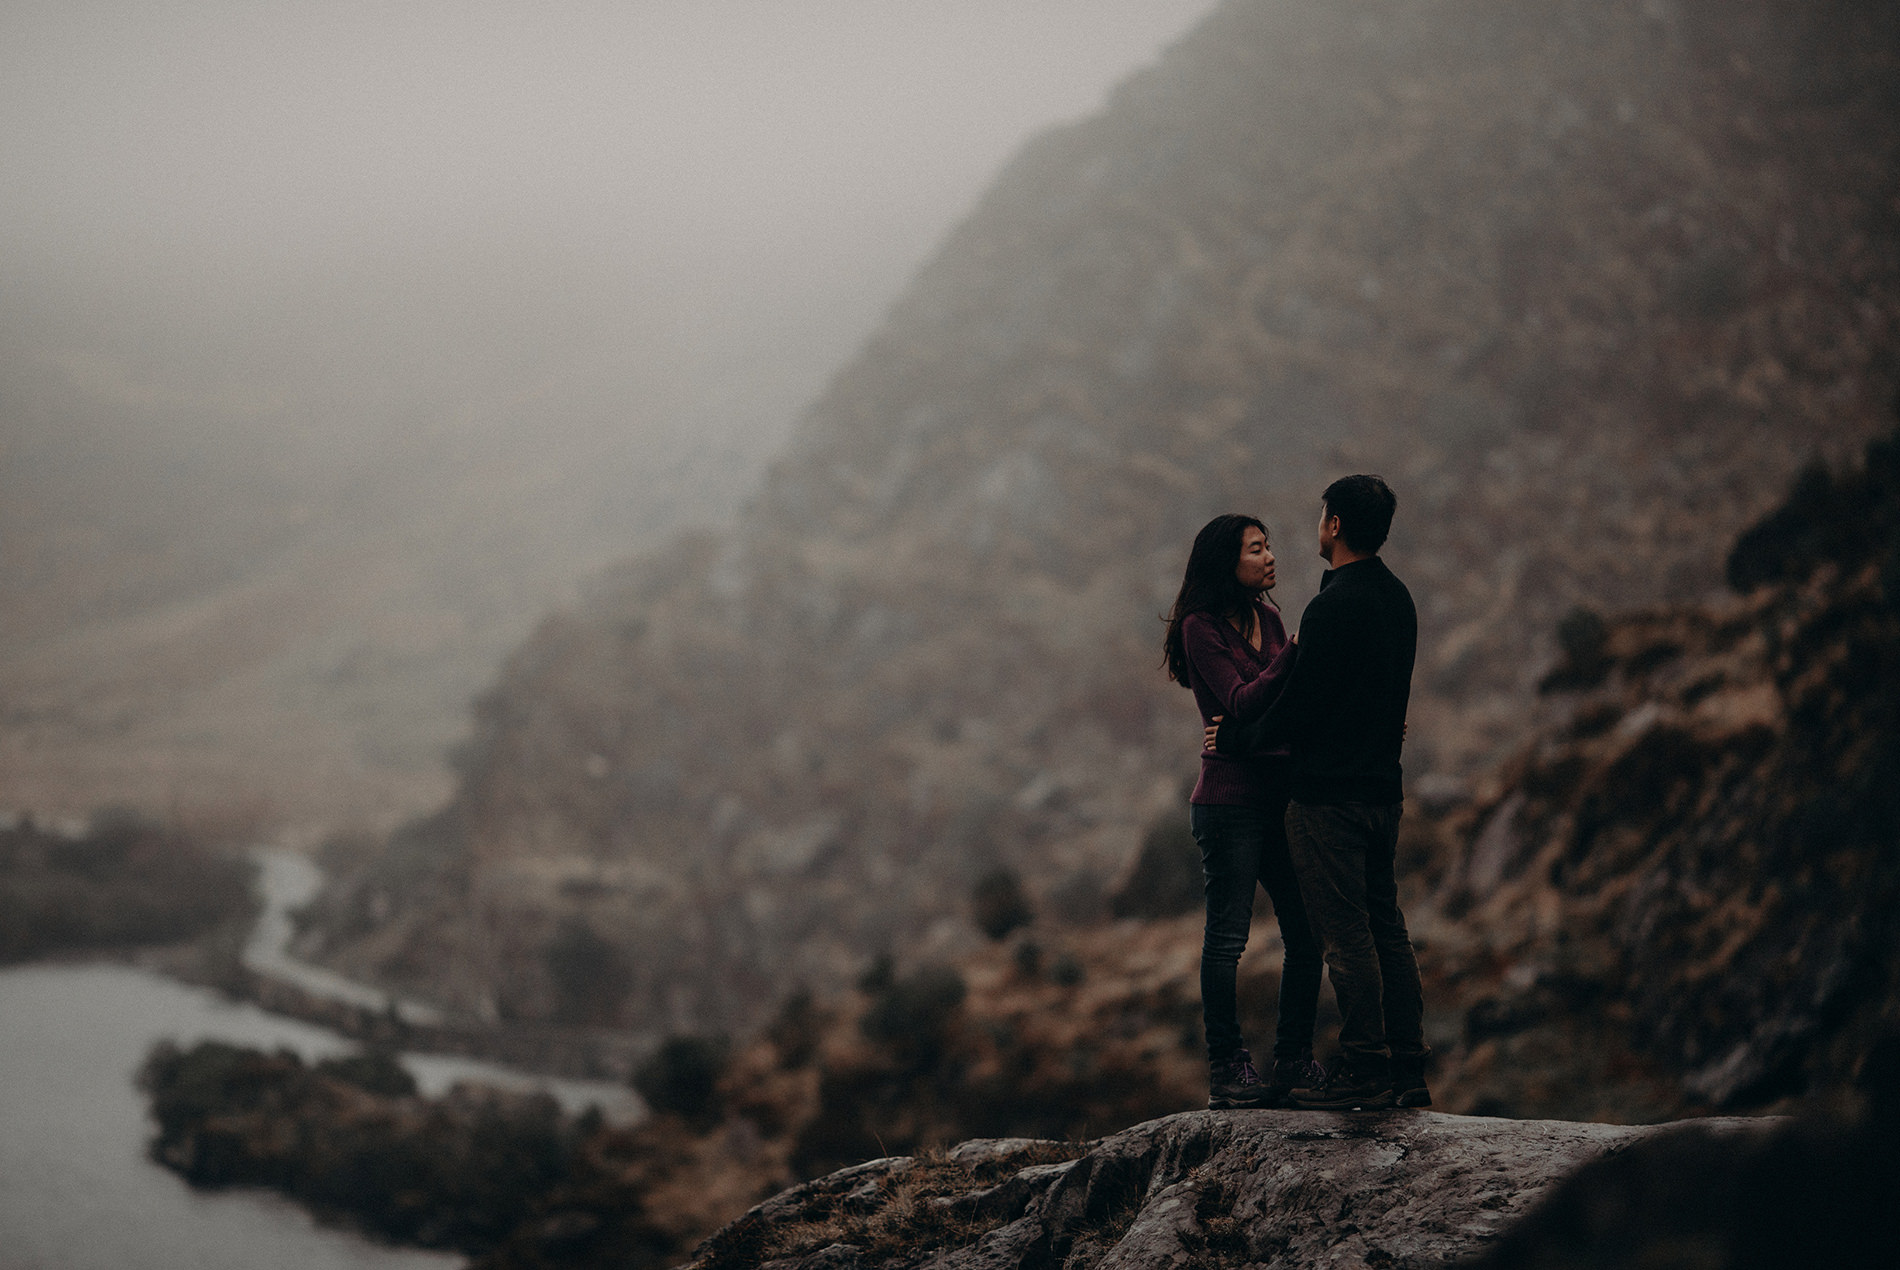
left=1, top=0, right=1218, bottom=432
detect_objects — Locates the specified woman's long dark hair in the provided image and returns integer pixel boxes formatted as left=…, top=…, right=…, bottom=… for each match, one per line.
left=1162, top=513, right=1271, bottom=685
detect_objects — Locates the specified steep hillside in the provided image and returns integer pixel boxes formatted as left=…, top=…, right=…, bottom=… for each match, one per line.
left=1412, top=425, right=1900, bottom=1118
left=308, top=0, right=1900, bottom=1034
left=181, top=423, right=1900, bottom=1270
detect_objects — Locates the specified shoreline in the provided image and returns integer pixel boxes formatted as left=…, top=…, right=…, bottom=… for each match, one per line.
left=109, top=843, right=660, bottom=1092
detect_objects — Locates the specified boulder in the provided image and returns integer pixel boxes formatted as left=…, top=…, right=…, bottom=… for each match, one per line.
left=684, top=1109, right=1771, bottom=1269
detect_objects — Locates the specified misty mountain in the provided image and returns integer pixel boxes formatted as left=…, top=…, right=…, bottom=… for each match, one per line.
left=0, top=3, right=1216, bottom=831
left=304, top=0, right=1900, bottom=1036
left=0, top=255, right=808, bottom=827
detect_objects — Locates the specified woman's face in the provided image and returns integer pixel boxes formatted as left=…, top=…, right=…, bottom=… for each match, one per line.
left=1234, top=525, right=1275, bottom=592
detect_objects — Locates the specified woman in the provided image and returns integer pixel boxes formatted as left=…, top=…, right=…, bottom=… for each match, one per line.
left=1162, top=513, right=1324, bottom=1109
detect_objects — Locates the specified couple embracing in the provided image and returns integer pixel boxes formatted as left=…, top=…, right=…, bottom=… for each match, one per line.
left=1161, top=475, right=1429, bottom=1112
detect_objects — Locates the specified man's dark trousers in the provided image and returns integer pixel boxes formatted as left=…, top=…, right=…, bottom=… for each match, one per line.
left=1285, top=800, right=1427, bottom=1075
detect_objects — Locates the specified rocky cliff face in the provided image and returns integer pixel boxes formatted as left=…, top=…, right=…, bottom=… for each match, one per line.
left=306, top=0, right=1900, bottom=1035
left=675, top=429, right=1900, bottom=1158
left=1409, top=427, right=1900, bottom=1119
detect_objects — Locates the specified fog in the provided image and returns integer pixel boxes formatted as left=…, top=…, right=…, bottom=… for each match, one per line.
left=4, top=4, right=1897, bottom=1264
left=0, top=0, right=1218, bottom=827
left=1, top=0, right=1215, bottom=436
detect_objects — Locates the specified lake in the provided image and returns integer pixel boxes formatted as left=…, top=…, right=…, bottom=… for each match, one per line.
left=0, top=849, right=642, bottom=1270
left=0, top=962, right=465, bottom=1270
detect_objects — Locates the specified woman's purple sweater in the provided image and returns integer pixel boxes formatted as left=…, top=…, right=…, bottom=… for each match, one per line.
left=1182, top=600, right=1297, bottom=807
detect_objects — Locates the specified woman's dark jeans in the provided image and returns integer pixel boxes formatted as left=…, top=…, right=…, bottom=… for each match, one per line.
left=1188, top=796, right=1323, bottom=1066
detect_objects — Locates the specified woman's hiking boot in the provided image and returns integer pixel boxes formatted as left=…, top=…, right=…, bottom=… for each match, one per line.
left=1288, top=1057, right=1394, bottom=1111
left=1267, top=1056, right=1326, bottom=1106
left=1208, top=1049, right=1274, bottom=1109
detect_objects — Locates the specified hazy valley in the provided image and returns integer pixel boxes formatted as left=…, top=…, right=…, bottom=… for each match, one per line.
left=10, top=0, right=1899, bottom=1265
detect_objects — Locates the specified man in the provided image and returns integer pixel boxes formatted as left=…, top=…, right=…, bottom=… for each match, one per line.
left=1213, top=474, right=1429, bottom=1111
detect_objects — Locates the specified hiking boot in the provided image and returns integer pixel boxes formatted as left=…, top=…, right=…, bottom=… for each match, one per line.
left=1288, top=1059, right=1394, bottom=1111
left=1208, top=1049, right=1273, bottom=1110
left=1266, top=1056, right=1326, bottom=1106
left=1393, top=1056, right=1432, bottom=1108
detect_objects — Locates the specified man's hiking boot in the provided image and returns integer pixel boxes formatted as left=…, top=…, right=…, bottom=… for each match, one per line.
left=1266, top=1056, right=1326, bottom=1106
left=1208, top=1049, right=1273, bottom=1110
left=1393, top=1056, right=1432, bottom=1108
left=1288, top=1059, right=1394, bottom=1111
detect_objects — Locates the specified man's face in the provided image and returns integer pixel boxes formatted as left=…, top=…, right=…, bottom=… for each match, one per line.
left=1316, top=502, right=1340, bottom=564
left=1234, top=525, right=1276, bottom=591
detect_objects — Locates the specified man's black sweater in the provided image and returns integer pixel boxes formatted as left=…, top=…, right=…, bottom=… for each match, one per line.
left=1216, top=555, right=1416, bottom=806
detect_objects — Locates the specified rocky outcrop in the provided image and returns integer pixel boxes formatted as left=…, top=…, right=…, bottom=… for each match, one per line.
left=684, top=1110, right=1773, bottom=1270
left=1408, top=428, right=1900, bottom=1119
left=1470, top=1095, right=1897, bottom=1269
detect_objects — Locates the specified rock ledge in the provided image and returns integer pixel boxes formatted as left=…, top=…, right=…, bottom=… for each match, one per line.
left=685, top=1109, right=1771, bottom=1269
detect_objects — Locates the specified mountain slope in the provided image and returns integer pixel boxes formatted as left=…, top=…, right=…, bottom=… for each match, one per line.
left=1415, top=425, right=1900, bottom=1117
left=309, top=0, right=1900, bottom=1033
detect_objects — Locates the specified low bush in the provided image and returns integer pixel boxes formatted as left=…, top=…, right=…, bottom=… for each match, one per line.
left=0, top=814, right=253, bottom=963
left=633, top=1034, right=731, bottom=1122
left=1108, top=814, right=1202, bottom=920
left=138, top=1039, right=651, bottom=1262
left=971, top=868, right=1034, bottom=940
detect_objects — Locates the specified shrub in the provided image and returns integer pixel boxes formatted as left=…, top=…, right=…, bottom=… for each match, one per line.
left=861, top=963, right=968, bottom=1065
left=971, top=867, right=1034, bottom=940
left=1539, top=606, right=1613, bottom=692
left=857, top=952, right=895, bottom=994
left=316, top=1048, right=418, bottom=1098
left=139, top=1040, right=306, bottom=1151
left=1108, top=814, right=1202, bottom=919
left=1726, top=430, right=1900, bottom=593
left=544, top=918, right=632, bottom=1025
left=0, top=815, right=253, bottom=962
left=767, top=987, right=824, bottom=1068
left=1049, top=953, right=1086, bottom=987
left=632, top=1034, right=731, bottom=1121
left=1013, top=939, right=1043, bottom=978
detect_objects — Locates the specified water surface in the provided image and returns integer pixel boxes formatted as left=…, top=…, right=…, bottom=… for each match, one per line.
left=0, top=962, right=463, bottom=1270
left=0, top=842, right=643, bottom=1267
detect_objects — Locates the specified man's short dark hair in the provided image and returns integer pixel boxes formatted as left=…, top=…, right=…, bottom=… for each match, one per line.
left=1322, top=474, right=1397, bottom=554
